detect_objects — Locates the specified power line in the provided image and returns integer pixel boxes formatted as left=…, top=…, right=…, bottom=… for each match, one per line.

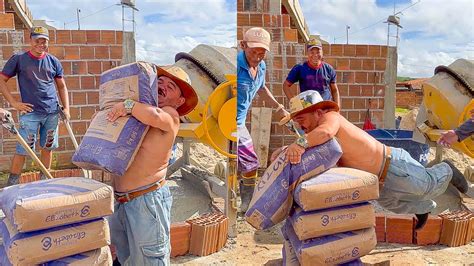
left=64, top=4, right=116, bottom=25
left=334, top=0, right=421, bottom=42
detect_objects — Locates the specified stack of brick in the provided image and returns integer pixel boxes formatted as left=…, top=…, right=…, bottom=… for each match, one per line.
left=439, top=210, right=474, bottom=247
left=281, top=167, right=380, bottom=265
left=184, top=212, right=228, bottom=257
left=0, top=177, right=113, bottom=265
left=17, top=168, right=110, bottom=185
left=375, top=211, right=474, bottom=247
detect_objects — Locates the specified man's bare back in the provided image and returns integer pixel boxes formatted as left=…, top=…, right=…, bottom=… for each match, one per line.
left=332, top=112, right=385, bottom=175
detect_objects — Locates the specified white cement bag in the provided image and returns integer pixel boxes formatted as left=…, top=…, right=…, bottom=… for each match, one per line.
left=289, top=203, right=375, bottom=240
left=99, top=61, right=158, bottom=110
left=294, top=167, right=379, bottom=211
left=72, top=111, right=149, bottom=175
left=0, top=177, right=113, bottom=232
left=0, top=246, right=112, bottom=266
left=245, top=138, right=342, bottom=230
left=0, top=218, right=110, bottom=266
left=283, top=221, right=376, bottom=266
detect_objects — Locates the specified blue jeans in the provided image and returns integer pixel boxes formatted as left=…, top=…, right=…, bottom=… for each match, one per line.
left=378, top=147, right=452, bottom=214
left=16, top=111, right=59, bottom=155
left=109, top=186, right=173, bottom=266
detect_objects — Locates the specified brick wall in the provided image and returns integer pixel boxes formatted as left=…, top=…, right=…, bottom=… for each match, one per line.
left=0, top=4, right=124, bottom=171
left=396, top=90, right=423, bottom=109
left=237, top=0, right=389, bottom=164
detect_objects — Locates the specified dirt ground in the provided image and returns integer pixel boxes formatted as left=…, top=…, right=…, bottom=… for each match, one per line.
left=171, top=110, right=474, bottom=265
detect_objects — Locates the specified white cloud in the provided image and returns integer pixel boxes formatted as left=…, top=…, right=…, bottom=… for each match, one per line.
left=300, top=0, right=474, bottom=77
left=27, top=0, right=236, bottom=65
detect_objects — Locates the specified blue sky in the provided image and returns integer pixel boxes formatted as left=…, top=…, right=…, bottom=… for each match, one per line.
left=27, top=0, right=236, bottom=65
left=299, top=0, right=474, bottom=77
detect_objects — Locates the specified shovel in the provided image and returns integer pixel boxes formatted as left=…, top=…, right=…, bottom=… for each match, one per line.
left=58, top=106, right=92, bottom=179
left=0, top=111, right=54, bottom=180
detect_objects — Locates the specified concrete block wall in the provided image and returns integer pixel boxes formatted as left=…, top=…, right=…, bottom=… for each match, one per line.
left=0, top=2, right=124, bottom=171
left=237, top=0, right=390, bottom=164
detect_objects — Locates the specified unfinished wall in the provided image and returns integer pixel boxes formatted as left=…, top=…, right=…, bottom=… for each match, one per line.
left=396, top=90, right=423, bottom=109
left=237, top=0, right=394, bottom=165
left=0, top=1, right=126, bottom=171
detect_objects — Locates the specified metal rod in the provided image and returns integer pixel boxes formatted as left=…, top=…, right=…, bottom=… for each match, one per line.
left=77, top=8, right=81, bottom=30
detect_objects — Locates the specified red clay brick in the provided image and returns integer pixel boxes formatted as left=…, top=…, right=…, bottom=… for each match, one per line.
left=66, top=76, right=80, bottom=90
left=237, top=13, right=249, bottom=26
left=386, top=215, right=414, bottom=244
left=283, top=29, right=298, bottom=42
left=350, top=59, right=363, bottom=70
left=337, top=58, right=350, bottom=70
left=0, top=13, right=14, bottom=29
left=2, top=45, right=13, bottom=59
left=80, top=46, right=95, bottom=59
left=95, top=46, right=109, bottom=59
left=356, top=45, right=368, bottom=56
left=368, top=45, right=381, bottom=57
left=87, top=91, right=99, bottom=104
left=249, top=14, right=263, bottom=26
left=71, top=30, right=87, bottom=44
left=171, top=222, right=191, bottom=257
left=56, top=30, right=72, bottom=44
left=48, top=46, right=65, bottom=59
left=375, top=213, right=386, bottom=242
left=415, top=215, right=442, bottom=245
left=110, top=46, right=122, bottom=59
left=100, top=30, right=116, bottom=44
left=88, top=61, right=102, bottom=74
left=116, top=31, right=123, bottom=44
left=72, top=61, right=87, bottom=75
left=348, top=85, right=360, bottom=96
left=64, top=46, right=80, bottom=60
left=375, top=59, right=386, bottom=70
left=343, top=45, right=356, bottom=56
left=72, top=92, right=87, bottom=105
left=355, top=72, right=368, bottom=84
left=81, top=76, right=95, bottom=89
left=62, top=62, right=72, bottom=75
left=362, top=59, right=374, bottom=70
left=86, top=30, right=101, bottom=44
left=331, top=45, right=343, bottom=56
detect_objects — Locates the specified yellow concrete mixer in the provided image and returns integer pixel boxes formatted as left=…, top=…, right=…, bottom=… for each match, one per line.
left=165, top=45, right=239, bottom=236
left=415, top=59, right=474, bottom=159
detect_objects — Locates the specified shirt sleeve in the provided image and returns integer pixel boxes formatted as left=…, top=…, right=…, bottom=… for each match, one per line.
left=286, top=64, right=300, bottom=84
left=328, top=64, right=337, bottom=83
left=52, top=56, right=64, bottom=78
left=455, top=119, right=474, bottom=142
left=259, top=60, right=267, bottom=90
left=1, top=54, right=19, bottom=78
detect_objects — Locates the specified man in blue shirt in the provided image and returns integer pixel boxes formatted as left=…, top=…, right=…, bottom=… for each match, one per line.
left=238, top=27, right=288, bottom=212
left=283, top=38, right=340, bottom=107
left=0, top=26, right=70, bottom=185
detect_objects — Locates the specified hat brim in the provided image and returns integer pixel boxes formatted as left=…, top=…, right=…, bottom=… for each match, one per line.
left=157, top=67, right=198, bottom=116
left=31, top=34, right=49, bottom=40
left=246, top=42, right=270, bottom=51
left=279, top=101, right=339, bottom=125
left=307, top=45, right=322, bottom=50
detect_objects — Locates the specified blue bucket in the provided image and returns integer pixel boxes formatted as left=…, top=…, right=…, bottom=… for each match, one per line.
left=366, top=129, right=430, bottom=166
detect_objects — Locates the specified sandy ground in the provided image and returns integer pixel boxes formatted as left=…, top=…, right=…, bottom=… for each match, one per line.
left=171, top=110, right=474, bottom=265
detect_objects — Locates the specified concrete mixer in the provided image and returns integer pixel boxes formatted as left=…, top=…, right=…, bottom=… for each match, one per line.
left=165, top=45, right=239, bottom=236
left=415, top=59, right=474, bottom=161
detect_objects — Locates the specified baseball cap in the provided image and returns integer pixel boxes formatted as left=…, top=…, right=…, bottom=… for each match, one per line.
left=243, top=27, right=271, bottom=51
left=306, top=38, right=322, bottom=50
left=30, top=26, right=49, bottom=40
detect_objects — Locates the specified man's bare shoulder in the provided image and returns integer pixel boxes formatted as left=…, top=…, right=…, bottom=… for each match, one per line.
left=322, top=110, right=342, bottom=120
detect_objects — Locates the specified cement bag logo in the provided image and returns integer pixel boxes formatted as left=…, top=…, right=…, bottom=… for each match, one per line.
left=80, top=205, right=91, bottom=218
left=352, top=247, right=360, bottom=257
left=321, top=215, right=330, bottom=226
left=352, top=190, right=360, bottom=200
left=41, top=237, right=52, bottom=251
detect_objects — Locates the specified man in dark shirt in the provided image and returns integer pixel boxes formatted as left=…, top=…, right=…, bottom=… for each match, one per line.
left=0, top=26, right=70, bottom=185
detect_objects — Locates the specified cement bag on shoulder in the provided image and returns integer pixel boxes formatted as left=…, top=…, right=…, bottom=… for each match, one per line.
left=283, top=221, right=376, bottom=266
left=99, top=61, right=158, bottom=110
left=294, top=167, right=379, bottom=212
left=245, top=138, right=342, bottom=230
left=0, top=218, right=110, bottom=266
left=289, top=203, right=375, bottom=240
left=72, top=110, right=149, bottom=175
left=0, top=177, right=113, bottom=233
left=0, top=245, right=112, bottom=266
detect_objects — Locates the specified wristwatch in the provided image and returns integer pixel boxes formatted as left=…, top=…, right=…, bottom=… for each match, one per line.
left=295, top=136, right=309, bottom=148
left=123, top=99, right=135, bottom=115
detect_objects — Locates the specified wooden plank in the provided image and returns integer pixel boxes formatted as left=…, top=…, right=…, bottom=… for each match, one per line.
left=251, top=107, right=273, bottom=168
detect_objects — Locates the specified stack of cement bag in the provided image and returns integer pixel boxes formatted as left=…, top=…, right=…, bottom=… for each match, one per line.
left=282, top=167, right=380, bottom=265
left=73, top=61, right=159, bottom=176
left=0, top=177, right=114, bottom=265
left=244, top=139, right=380, bottom=265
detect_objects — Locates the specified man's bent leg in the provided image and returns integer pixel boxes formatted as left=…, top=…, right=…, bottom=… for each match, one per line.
left=237, top=125, right=259, bottom=213
left=7, top=154, right=26, bottom=186
left=240, top=170, right=257, bottom=213
left=39, top=113, right=59, bottom=180
left=122, top=186, right=172, bottom=265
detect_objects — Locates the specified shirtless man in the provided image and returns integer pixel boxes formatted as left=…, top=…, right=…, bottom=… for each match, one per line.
left=276, top=90, right=469, bottom=229
left=106, top=66, right=197, bottom=265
